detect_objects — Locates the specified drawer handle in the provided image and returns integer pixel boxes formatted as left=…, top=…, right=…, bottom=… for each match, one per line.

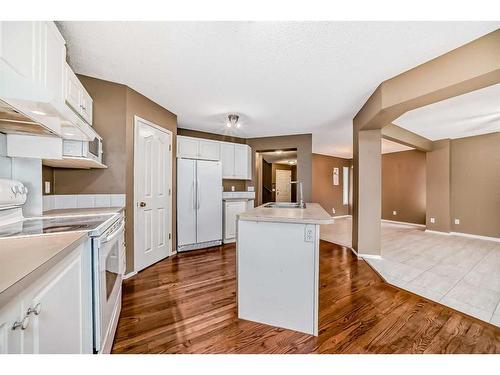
left=27, top=303, right=42, bottom=316
left=12, top=316, right=30, bottom=330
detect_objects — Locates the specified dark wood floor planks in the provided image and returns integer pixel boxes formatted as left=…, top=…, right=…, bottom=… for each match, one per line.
left=112, top=240, right=500, bottom=354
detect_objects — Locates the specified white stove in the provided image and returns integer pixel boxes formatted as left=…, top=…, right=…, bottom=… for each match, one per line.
left=0, top=178, right=124, bottom=354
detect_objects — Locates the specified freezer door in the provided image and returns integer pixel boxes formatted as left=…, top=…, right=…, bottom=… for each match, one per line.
left=177, top=158, right=197, bottom=246
left=196, top=160, right=223, bottom=243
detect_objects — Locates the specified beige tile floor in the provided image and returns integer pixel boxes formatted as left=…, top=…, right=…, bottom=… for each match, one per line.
left=320, top=216, right=500, bottom=327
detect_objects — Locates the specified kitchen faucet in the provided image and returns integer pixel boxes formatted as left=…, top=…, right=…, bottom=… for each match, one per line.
left=290, top=181, right=305, bottom=208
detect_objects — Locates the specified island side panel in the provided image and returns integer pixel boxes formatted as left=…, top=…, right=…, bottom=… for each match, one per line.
left=237, top=220, right=319, bottom=335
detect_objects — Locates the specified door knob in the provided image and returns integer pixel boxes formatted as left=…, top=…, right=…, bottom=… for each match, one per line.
left=139, top=202, right=146, bottom=207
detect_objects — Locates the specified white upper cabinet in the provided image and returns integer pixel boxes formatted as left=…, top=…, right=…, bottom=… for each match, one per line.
left=64, top=62, right=93, bottom=126
left=177, top=136, right=251, bottom=179
left=221, top=143, right=235, bottom=178
left=177, top=136, right=220, bottom=161
left=222, top=142, right=252, bottom=180
left=198, top=139, right=220, bottom=160
left=233, top=144, right=251, bottom=179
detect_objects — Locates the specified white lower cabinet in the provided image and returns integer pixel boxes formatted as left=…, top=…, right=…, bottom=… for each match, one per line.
left=0, top=241, right=93, bottom=354
left=224, top=200, right=249, bottom=243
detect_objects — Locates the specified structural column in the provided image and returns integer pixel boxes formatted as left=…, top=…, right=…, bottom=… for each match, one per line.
left=425, top=139, right=451, bottom=233
left=352, top=128, right=382, bottom=256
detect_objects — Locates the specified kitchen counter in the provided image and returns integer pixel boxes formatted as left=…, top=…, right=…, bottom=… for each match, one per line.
left=0, top=232, right=87, bottom=307
left=42, top=207, right=124, bottom=217
left=237, top=202, right=331, bottom=335
left=237, top=202, right=333, bottom=225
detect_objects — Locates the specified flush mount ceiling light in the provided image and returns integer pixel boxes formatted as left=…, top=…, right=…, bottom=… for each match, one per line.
left=226, top=114, right=240, bottom=128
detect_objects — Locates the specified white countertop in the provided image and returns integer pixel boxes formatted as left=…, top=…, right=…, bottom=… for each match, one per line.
left=0, top=232, right=87, bottom=306
left=238, top=203, right=334, bottom=225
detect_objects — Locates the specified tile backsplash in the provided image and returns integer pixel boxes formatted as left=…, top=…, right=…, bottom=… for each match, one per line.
left=43, top=194, right=126, bottom=211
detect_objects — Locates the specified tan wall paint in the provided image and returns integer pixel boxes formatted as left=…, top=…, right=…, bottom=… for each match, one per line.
left=451, top=132, right=500, bottom=238
left=52, top=76, right=128, bottom=194
left=382, top=124, right=433, bottom=151
left=247, top=134, right=312, bottom=206
left=177, top=128, right=246, bottom=144
left=356, top=129, right=382, bottom=255
left=426, top=139, right=451, bottom=233
left=312, top=153, right=351, bottom=216
left=382, top=150, right=426, bottom=225
left=125, top=87, right=177, bottom=272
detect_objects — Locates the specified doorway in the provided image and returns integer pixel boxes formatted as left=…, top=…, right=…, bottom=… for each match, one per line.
left=134, top=116, right=173, bottom=273
left=258, top=149, right=297, bottom=204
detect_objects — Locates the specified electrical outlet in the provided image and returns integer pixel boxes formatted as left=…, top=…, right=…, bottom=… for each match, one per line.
left=392, top=210, right=397, bottom=216
left=44, top=181, right=51, bottom=194
left=304, top=225, right=314, bottom=242
left=430, top=217, right=435, bottom=224
left=454, top=219, right=460, bottom=225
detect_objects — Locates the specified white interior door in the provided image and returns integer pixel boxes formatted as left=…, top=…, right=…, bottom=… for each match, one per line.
left=177, top=158, right=197, bottom=247
left=134, top=117, right=173, bottom=272
left=275, top=169, right=291, bottom=202
left=196, top=160, right=222, bottom=243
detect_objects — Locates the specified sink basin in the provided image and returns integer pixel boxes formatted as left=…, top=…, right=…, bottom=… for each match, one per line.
left=263, top=202, right=306, bottom=209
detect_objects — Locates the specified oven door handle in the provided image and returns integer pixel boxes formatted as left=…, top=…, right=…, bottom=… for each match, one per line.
left=102, top=221, right=125, bottom=244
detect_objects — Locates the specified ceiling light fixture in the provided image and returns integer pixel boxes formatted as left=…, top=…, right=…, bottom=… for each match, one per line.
left=31, top=110, right=47, bottom=116
left=276, top=150, right=283, bottom=154
left=226, top=114, right=240, bottom=128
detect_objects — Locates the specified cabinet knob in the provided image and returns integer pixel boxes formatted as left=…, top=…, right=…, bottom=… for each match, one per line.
left=27, top=303, right=41, bottom=316
left=12, top=316, right=30, bottom=330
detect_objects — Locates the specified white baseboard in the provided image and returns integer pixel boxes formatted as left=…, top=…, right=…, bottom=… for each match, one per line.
left=123, top=271, right=137, bottom=280
left=358, top=253, right=382, bottom=260
left=382, top=219, right=426, bottom=228
left=425, top=229, right=451, bottom=235
left=450, top=231, right=500, bottom=243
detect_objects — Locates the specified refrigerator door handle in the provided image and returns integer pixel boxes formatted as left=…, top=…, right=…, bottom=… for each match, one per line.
left=192, top=180, right=196, bottom=209
left=197, top=179, right=201, bottom=209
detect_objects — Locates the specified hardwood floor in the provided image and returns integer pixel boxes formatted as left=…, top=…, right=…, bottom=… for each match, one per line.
left=112, top=241, right=500, bottom=354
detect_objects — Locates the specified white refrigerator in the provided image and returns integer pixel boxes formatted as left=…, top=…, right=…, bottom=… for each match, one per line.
left=177, top=158, right=223, bottom=251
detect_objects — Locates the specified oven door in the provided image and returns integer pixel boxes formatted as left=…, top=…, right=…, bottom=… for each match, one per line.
left=93, top=219, right=124, bottom=353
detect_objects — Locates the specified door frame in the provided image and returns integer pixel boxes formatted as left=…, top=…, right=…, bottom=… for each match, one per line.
left=133, top=115, right=174, bottom=273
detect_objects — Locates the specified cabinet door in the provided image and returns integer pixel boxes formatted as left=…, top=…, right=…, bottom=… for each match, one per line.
left=64, top=63, right=81, bottom=113
left=41, top=22, right=66, bottom=104
left=80, top=89, right=93, bottom=125
left=0, top=22, right=37, bottom=82
left=221, top=143, right=235, bottom=178
left=198, top=139, right=220, bottom=161
left=234, top=144, right=250, bottom=179
left=22, top=243, right=92, bottom=354
left=0, top=302, right=22, bottom=354
left=177, top=136, right=199, bottom=159
left=225, top=201, right=248, bottom=241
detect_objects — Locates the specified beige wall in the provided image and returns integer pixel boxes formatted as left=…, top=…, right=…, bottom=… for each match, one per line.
left=382, top=150, right=426, bottom=225
left=125, top=87, right=177, bottom=272
left=52, top=76, right=128, bottom=194
left=426, top=139, right=451, bottom=233
left=247, top=134, right=312, bottom=206
left=451, top=132, right=500, bottom=238
left=312, top=153, right=351, bottom=216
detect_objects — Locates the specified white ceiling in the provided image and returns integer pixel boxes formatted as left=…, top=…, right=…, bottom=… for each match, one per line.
left=394, top=83, right=500, bottom=141
left=57, top=21, right=499, bottom=158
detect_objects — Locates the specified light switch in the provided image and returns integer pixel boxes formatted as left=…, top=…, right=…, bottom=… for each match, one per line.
left=392, top=210, right=397, bottom=216
left=44, top=181, right=51, bottom=194
left=454, top=219, right=460, bottom=225
left=430, top=218, right=435, bottom=224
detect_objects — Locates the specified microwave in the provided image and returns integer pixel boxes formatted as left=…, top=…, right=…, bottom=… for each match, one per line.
left=63, top=136, right=103, bottom=163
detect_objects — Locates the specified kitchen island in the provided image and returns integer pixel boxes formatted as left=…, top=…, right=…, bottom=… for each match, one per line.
left=236, top=202, right=333, bottom=335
